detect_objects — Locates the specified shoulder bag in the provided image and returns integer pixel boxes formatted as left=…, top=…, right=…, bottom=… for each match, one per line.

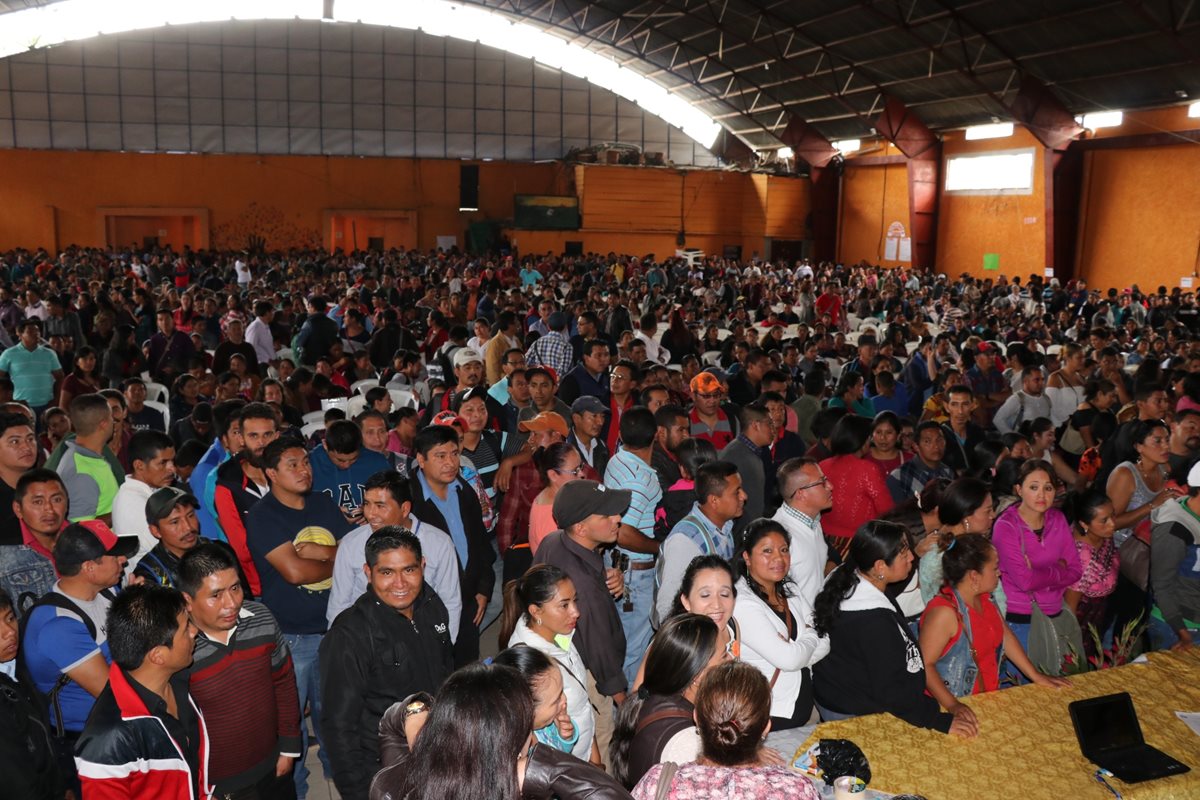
left=1018, top=527, right=1084, bottom=676
left=654, top=762, right=679, bottom=800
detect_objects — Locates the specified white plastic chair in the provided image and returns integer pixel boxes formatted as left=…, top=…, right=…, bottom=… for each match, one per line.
left=389, top=389, right=417, bottom=409
left=301, top=421, right=323, bottom=439
left=321, top=397, right=349, bottom=412
left=352, top=379, right=380, bottom=396
left=346, top=395, right=368, bottom=418
left=905, top=341, right=920, bottom=355
left=144, top=400, right=170, bottom=430
left=143, top=381, right=168, bottom=404
left=701, top=351, right=723, bottom=367
left=302, top=410, right=325, bottom=425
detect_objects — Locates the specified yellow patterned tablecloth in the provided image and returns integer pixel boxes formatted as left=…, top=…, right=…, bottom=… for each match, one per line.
left=799, top=649, right=1200, bottom=800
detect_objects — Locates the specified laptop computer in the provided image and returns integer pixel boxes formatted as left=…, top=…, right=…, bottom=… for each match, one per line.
left=1070, top=692, right=1191, bottom=783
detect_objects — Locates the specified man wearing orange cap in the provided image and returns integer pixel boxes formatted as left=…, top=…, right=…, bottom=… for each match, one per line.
left=495, top=411, right=568, bottom=571
left=688, top=371, right=738, bottom=449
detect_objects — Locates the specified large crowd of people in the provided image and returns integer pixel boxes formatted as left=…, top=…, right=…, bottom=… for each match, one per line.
left=2, top=243, right=1200, bottom=799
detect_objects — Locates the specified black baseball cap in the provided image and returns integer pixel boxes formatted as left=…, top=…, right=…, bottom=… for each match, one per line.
left=552, top=480, right=632, bottom=530
left=54, top=520, right=139, bottom=570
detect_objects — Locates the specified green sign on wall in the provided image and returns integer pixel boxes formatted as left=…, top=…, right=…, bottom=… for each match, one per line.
left=983, top=253, right=1000, bottom=271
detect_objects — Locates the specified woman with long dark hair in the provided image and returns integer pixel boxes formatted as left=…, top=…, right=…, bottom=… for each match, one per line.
left=1106, top=418, right=1183, bottom=640
left=993, top=460, right=1082, bottom=674
left=372, top=662, right=631, bottom=800
left=1062, top=490, right=1119, bottom=657
left=58, top=346, right=101, bottom=408
left=632, top=662, right=819, bottom=800
left=818, top=415, right=894, bottom=552
left=917, top=478, right=1003, bottom=612
left=609, top=614, right=725, bottom=789
left=813, top=520, right=975, bottom=735
left=389, top=663, right=532, bottom=800
left=502, top=565, right=596, bottom=763
left=528, top=442, right=583, bottom=554
left=732, top=519, right=829, bottom=732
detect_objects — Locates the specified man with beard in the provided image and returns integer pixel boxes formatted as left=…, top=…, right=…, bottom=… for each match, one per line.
left=131, top=488, right=207, bottom=589
left=1169, top=408, right=1200, bottom=475
left=213, top=402, right=278, bottom=598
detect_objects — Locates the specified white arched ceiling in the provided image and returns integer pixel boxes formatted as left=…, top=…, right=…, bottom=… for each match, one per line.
left=0, top=0, right=724, bottom=162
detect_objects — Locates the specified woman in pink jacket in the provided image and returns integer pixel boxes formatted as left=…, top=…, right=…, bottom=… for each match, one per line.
left=993, top=460, right=1082, bottom=680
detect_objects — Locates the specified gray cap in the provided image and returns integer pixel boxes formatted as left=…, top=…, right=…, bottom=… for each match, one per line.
left=571, top=396, right=608, bottom=415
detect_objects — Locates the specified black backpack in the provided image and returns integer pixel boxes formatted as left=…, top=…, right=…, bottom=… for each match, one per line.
left=19, top=589, right=114, bottom=738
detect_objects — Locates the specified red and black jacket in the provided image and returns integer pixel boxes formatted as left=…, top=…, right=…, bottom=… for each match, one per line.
left=74, top=665, right=213, bottom=800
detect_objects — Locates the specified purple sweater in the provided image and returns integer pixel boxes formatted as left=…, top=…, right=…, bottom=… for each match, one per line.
left=993, top=504, right=1082, bottom=616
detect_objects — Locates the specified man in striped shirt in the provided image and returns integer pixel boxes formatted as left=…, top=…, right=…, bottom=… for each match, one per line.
left=603, top=407, right=663, bottom=688
left=181, top=543, right=302, bottom=799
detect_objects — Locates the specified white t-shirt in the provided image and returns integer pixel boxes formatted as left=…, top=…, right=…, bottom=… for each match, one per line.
left=234, top=259, right=251, bottom=285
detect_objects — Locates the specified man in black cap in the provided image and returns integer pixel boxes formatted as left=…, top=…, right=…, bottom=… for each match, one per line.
left=568, top=396, right=610, bottom=481
left=170, top=401, right=215, bottom=450
left=131, top=488, right=205, bottom=590
left=22, top=520, right=138, bottom=782
left=533, top=479, right=630, bottom=769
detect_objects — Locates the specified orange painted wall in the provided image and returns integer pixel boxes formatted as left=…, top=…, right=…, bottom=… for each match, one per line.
left=110, top=215, right=198, bottom=250
left=838, top=160, right=910, bottom=267
left=0, top=149, right=559, bottom=252
left=508, top=165, right=809, bottom=260
left=935, top=127, right=1047, bottom=280
left=1076, top=145, right=1200, bottom=292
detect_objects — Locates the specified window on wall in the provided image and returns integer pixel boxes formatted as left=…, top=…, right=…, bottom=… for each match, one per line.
left=944, top=148, right=1036, bottom=195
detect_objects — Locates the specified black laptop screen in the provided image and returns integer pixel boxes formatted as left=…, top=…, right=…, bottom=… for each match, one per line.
left=1075, top=696, right=1143, bottom=753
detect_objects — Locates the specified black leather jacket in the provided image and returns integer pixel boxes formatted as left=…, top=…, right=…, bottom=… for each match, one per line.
left=369, top=705, right=631, bottom=800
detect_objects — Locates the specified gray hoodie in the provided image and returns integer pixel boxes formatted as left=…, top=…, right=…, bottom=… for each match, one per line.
left=1150, top=499, right=1200, bottom=633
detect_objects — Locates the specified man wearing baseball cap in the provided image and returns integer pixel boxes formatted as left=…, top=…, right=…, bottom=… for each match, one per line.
left=22, top=520, right=138, bottom=774
left=689, top=371, right=738, bottom=449
left=132, top=487, right=235, bottom=591
left=534, top=480, right=632, bottom=767
left=494, top=412, right=569, bottom=565
left=569, top=396, right=610, bottom=480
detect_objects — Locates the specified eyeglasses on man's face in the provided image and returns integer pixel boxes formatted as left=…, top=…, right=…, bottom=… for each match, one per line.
left=792, top=475, right=831, bottom=495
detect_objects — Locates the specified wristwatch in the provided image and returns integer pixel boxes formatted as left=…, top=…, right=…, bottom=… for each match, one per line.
left=403, top=699, right=430, bottom=722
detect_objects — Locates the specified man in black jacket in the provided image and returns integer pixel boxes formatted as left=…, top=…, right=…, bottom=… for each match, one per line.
left=295, top=296, right=340, bottom=366
left=407, top=425, right=494, bottom=666
left=319, top=527, right=452, bottom=800
left=0, top=588, right=64, bottom=800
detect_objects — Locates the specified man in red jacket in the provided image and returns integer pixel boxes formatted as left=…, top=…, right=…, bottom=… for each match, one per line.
left=74, top=584, right=212, bottom=799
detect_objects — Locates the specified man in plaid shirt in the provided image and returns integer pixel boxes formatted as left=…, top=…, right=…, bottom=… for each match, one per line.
left=525, top=311, right=573, bottom=379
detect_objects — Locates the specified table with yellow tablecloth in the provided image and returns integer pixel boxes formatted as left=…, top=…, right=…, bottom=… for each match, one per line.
left=799, top=649, right=1200, bottom=800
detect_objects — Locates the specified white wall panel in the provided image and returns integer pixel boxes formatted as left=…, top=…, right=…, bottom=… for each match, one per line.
left=0, top=20, right=713, bottom=164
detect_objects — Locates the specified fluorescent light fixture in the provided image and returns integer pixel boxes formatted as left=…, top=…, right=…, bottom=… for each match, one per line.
left=832, top=139, right=861, bottom=153
left=1074, top=111, right=1123, bottom=130
left=458, top=207, right=479, bottom=212
left=777, top=147, right=794, bottom=160
left=1189, top=101, right=1200, bottom=118
left=0, top=0, right=724, bottom=150
left=965, top=122, right=1014, bottom=141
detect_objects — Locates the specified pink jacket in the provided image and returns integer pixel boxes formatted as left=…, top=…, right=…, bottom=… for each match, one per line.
left=993, top=504, right=1082, bottom=616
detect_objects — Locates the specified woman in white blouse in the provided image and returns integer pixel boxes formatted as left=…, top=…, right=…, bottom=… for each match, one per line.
left=733, top=518, right=830, bottom=730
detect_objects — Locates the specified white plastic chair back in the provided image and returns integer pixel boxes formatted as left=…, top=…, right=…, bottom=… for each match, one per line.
left=302, top=410, right=326, bottom=425
left=143, top=382, right=169, bottom=404
left=144, top=400, right=170, bottom=429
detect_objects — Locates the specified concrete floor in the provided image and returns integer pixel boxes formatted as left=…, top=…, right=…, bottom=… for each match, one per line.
left=301, top=618, right=506, bottom=800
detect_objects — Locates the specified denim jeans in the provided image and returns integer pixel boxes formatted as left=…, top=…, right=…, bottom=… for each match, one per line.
left=1146, top=613, right=1200, bottom=651
left=1004, top=620, right=1032, bottom=683
left=283, top=633, right=328, bottom=799
left=618, top=567, right=655, bottom=689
